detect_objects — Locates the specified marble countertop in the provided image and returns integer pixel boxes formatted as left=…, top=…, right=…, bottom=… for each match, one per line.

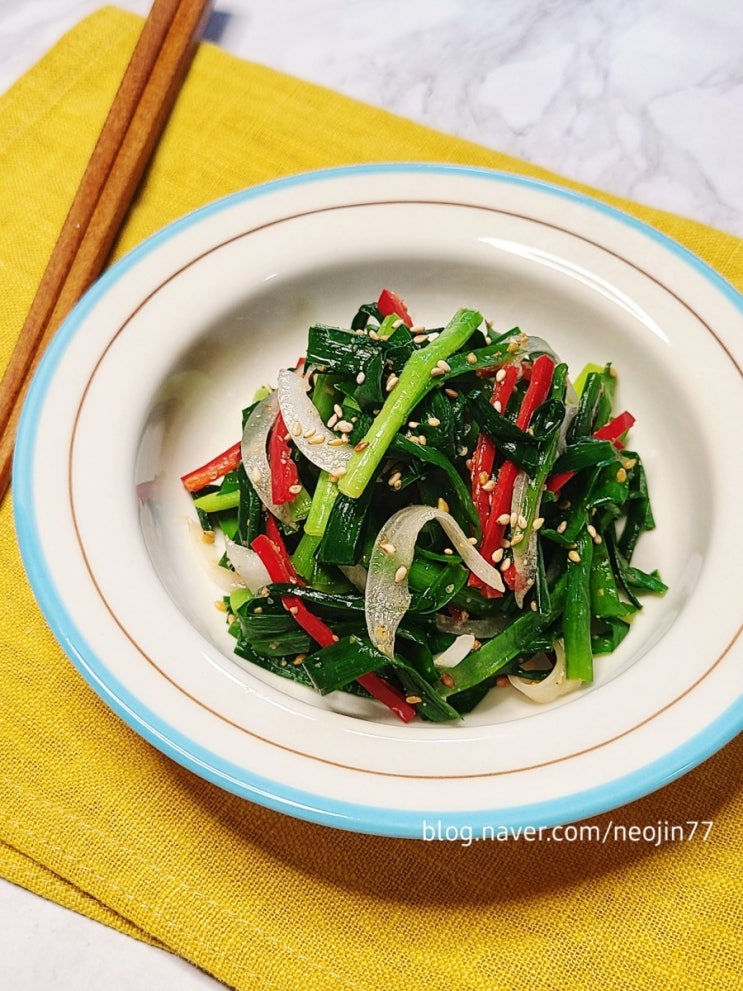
left=1, top=0, right=741, bottom=987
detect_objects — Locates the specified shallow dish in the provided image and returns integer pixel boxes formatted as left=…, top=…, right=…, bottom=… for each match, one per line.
left=14, top=163, right=743, bottom=838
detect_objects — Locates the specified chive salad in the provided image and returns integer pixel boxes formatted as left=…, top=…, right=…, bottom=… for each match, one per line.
left=181, top=290, right=666, bottom=723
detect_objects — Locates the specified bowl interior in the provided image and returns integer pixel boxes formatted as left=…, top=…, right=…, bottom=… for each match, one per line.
left=133, top=210, right=712, bottom=728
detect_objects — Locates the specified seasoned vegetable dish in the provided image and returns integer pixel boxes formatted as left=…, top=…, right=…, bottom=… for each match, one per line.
left=181, top=290, right=666, bottom=723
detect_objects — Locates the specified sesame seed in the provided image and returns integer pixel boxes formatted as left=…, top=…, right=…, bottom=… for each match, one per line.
left=379, top=540, right=396, bottom=555
left=440, top=673, right=455, bottom=689
left=388, top=470, right=402, bottom=484
left=466, top=352, right=478, bottom=364
left=336, top=420, right=354, bottom=433
left=308, top=434, right=326, bottom=445
left=391, top=318, right=403, bottom=329
left=616, top=467, right=627, bottom=483
left=386, top=374, right=400, bottom=392
left=354, top=440, right=369, bottom=452
left=427, top=332, right=440, bottom=342
left=478, top=471, right=489, bottom=485
left=407, top=421, right=419, bottom=429
left=482, top=479, right=496, bottom=492
left=587, top=524, right=598, bottom=539
left=510, top=512, right=518, bottom=528
left=394, top=565, right=408, bottom=583
left=356, top=371, right=366, bottom=384
left=293, top=654, right=307, bottom=666
left=465, top=458, right=473, bottom=471
left=510, top=533, right=524, bottom=546
left=517, top=515, right=528, bottom=530
left=457, top=445, right=468, bottom=457
left=331, top=466, right=347, bottom=478
left=327, top=413, right=338, bottom=429
left=214, top=599, right=227, bottom=612
left=288, top=484, right=303, bottom=495
left=429, top=366, right=446, bottom=378
left=499, top=557, right=511, bottom=572
left=443, top=547, right=454, bottom=555
left=495, top=368, right=507, bottom=383
left=468, top=536, right=478, bottom=545
left=303, top=426, right=316, bottom=438
left=437, top=359, right=451, bottom=373
left=251, top=469, right=262, bottom=484
left=593, top=534, right=603, bottom=545
left=405, top=695, right=422, bottom=705
left=507, top=341, right=520, bottom=353
left=413, top=334, right=428, bottom=344
left=530, top=600, right=538, bottom=612
left=411, top=324, right=426, bottom=334
left=491, top=548, right=504, bottom=563
left=532, top=517, right=545, bottom=530
left=496, top=513, right=511, bottom=526
left=418, top=434, right=427, bottom=445
left=427, top=417, right=441, bottom=427
left=327, top=436, right=348, bottom=446
left=333, top=404, right=344, bottom=418
left=368, top=329, right=380, bottom=341
left=445, top=388, right=459, bottom=399
left=568, top=549, right=582, bottom=563
left=291, top=422, right=303, bottom=437
left=556, top=520, right=568, bottom=534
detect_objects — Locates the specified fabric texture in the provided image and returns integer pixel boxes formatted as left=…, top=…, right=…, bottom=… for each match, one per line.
left=1, top=8, right=741, bottom=989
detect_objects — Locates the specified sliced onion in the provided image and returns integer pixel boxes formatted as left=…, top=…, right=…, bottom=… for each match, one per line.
left=240, top=390, right=296, bottom=528
left=276, top=368, right=353, bottom=475
left=435, top=634, right=476, bottom=669
left=508, top=641, right=581, bottom=704
left=224, top=538, right=271, bottom=593
left=366, top=505, right=504, bottom=659
left=521, top=335, right=561, bottom=363
left=510, top=470, right=539, bottom=609
left=185, top=518, right=244, bottom=593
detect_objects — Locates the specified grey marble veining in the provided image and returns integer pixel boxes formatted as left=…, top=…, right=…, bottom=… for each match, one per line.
left=1, top=0, right=742, bottom=235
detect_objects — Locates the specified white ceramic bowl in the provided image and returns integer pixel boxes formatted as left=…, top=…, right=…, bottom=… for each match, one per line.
left=14, top=164, right=743, bottom=837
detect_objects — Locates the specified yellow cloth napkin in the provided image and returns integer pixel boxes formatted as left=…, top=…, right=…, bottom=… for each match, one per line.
left=1, top=7, right=741, bottom=989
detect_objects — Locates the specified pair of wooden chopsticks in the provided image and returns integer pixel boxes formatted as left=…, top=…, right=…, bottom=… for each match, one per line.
left=0, top=0, right=213, bottom=502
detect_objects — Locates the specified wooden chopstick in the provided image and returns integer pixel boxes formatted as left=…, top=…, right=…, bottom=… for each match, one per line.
left=0, top=0, right=213, bottom=501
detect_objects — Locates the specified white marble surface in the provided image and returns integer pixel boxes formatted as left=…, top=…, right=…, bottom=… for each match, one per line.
left=0, top=0, right=741, bottom=987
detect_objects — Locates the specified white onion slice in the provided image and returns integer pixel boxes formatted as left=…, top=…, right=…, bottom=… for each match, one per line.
left=508, top=641, right=581, bottom=704
left=184, top=518, right=244, bottom=593
left=510, top=470, right=539, bottom=609
left=366, top=505, right=504, bottom=659
left=224, top=538, right=271, bottom=593
left=435, top=634, right=476, bottom=669
left=276, top=368, right=353, bottom=475
left=240, top=390, right=296, bottom=528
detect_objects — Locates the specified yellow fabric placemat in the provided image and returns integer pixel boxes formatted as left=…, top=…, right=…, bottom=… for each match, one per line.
left=1, top=7, right=741, bottom=989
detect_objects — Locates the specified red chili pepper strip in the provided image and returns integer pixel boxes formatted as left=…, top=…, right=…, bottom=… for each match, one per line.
left=377, top=289, right=413, bottom=327
left=251, top=531, right=416, bottom=722
left=180, top=441, right=242, bottom=493
left=470, top=364, right=520, bottom=528
left=268, top=411, right=300, bottom=504
left=545, top=410, right=636, bottom=493
left=471, top=354, right=556, bottom=597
